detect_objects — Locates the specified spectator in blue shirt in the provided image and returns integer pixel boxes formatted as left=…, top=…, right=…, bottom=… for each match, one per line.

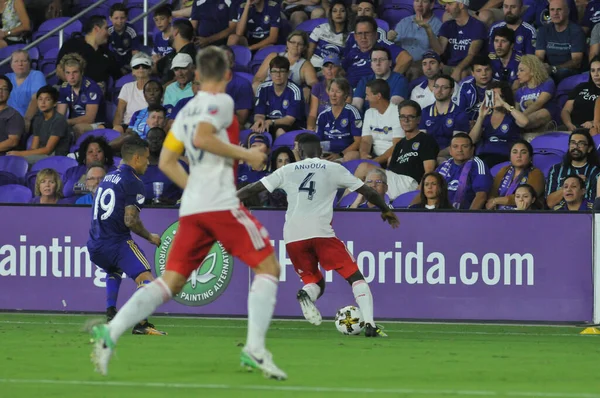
left=228, top=0, right=281, bottom=52
left=6, top=50, right=45, bottom=121
left=108, top=3, right=140, bottom=73
left=453, top=55, right=494, bottom=122
left=75, top=164, right=107, bottom=205
left=223, top=45, right=254, bottom=126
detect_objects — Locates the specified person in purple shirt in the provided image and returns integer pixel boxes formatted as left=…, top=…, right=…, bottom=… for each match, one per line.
left=344, top=0, right=393, bottom=51
left=228, top=0, right=281, bottom=51
left=420, top=74, right=470, bottom=163
left=316, top=77, right=362, bottom=162
left=56, top=53, right=104, bottom=139
left=453, top=55, right=494, bottom=121
left=251, top=56, right=305, bottom=138
left=307, top=54, right=342, bottom=131
left=490, top=26, right=521, bottom=89
left=432, top=0, right=487, bottom=83
left=151, top=5, right=174, bottom=60
left=30, top=168, right=71, bottom=205
left=435, top=133, right=493, bottom=209
left=191, top=0, right=237, bottom=47
left=488, top=0, right=537, bottom=57
left=522, top=0, right=578, bottom=29
left=582, top=0, right=600, bottom=35
left=63, top=136, right=116, bottom=198
left=552, top=174, right=594, bottom=211
left=108, top=3, right=141, bottom=71
left=141, top=127, right=182, bottom=205
left=469, top=81, right=529, bottom=167
left=223, top=45, right=254, bottom=126
left=515, top=54, right=556, bottom=130
left=237, top=133, right=272, bottom=207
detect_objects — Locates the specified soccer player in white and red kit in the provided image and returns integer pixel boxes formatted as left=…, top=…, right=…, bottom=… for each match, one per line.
left=90, top=46, right=287, bottom=380
left=238, top=134, right=399, bottom=337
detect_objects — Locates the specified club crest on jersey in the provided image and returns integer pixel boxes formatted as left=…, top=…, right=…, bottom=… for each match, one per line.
left=340, top=118, right=348, bottom=127
left=425, top=119, right=432, bottom=127
left=516, top=35, right=523, bottom=44
left=501, top=124, right=509, bottom=132
left=412, top=142, right=420, bottom=150
left=80, top=94, right=87, bottom=103
left=123, top=38, right=130, bottom=46
left=208, top=105, right=219, bottom=115
left=445, top=118, right=454, bottom=127
left=282, top=99, right=289, bottom=109
left=264, top=15, right=270, bottom=23
left=136, top=194, right=145, bottom=204
left=218, top=3, right=225, bottom=9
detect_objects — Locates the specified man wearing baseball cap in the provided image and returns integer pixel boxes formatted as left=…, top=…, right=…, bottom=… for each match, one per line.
left=409, top=50, right=458, bottom=110
left=163, top=53, right=194, bottom=107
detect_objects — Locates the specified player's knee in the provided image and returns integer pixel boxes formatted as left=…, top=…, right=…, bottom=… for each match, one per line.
left=255, top=253, right=280, bottom=278
left=345, top=270, right=365, bottom=285
left=134, top=271, right=154, bottom=286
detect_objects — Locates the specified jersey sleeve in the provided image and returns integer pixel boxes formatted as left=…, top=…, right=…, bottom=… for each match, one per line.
left=196, top=94, right=235, bottom=130
left=421, top=135, right=440, bottom=161
left=57, top=85, right=68, bottom=105
left=268, top=1, right=282, bottom=28
left=391, top=119, right=404, bottom=139
left=254, top=85, right=268, bottom=116
left=349, top=106, right=363, bottom=137
left=454, top=111, right=471, bottom=134
left=309, top=24, right=324, bottom=43
left=471, top=158, right=493, bottom=193
left=316, top=111, right=326, bottom=140
left=438, top=21, right=450, bottom=39
left=124, top=178, right=146, bottom=210
left=332, top=163, right=364, bottom=191
left=260, top=166, right=285, bottom=192
left=354, top=78, right=367, bottom=99
left=535, top=26, right=547, bottom=51
left=286, top=84, right=305, bottom=120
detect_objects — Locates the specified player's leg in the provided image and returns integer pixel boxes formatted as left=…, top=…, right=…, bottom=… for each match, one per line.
left=129, top=270, right=167, bottom=336
left=286, top=239, right=324, bottom=325
left=105, top=271, right=122, bottom=322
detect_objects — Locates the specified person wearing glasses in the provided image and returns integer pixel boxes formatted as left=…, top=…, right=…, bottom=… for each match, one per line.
left=112, top=53, right=152, bottom=135
left=75, top=163, right=107, bottom=205
left=348, top=169, right=393, bottom=208
left=489, top=26, right=520, bottom=89
left=545, top=129, right=600, bottom=208
left=252, top=56, right=305, bottom=138
left=568, top=57, right=600, bottom=133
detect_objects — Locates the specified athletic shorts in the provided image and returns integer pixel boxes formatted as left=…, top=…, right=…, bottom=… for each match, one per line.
left=166, top=206, right=274, bottom=278
left=88, top=239, right=151, bottom=280
left=286, top=237, right=358, bottom=285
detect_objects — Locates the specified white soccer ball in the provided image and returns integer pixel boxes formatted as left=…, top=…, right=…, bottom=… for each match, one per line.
left=334, top=305, right=365, bottom=335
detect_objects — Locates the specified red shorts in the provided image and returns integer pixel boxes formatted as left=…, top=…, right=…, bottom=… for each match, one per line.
left=166, top=206, right=274, bottom=278
left=286, top=237, right=358, bottom=285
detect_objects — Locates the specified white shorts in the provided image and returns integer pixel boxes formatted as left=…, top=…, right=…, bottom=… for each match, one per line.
left=385, top=170, right=418, bottom=200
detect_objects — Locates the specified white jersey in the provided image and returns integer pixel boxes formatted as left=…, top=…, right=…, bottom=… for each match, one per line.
left=361, top=102, right=405, bottom=156
left=261, top=158, right=363, bottom=243
left=170, top=91, right=239, bottom=217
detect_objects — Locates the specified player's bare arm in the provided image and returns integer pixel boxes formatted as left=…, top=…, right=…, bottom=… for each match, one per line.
left=356, top=185, right=400, bottom=228
left=124, top=205, right=161, bottom=246
left=237, top=181, right=267, bottom=201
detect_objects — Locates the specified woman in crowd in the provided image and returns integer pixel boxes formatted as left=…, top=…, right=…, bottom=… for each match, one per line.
left=63, top=136, right=116, bottom=198
left=515, top=55, right=556, bottom=131
left=307, top=54, right=343, bottom=131
left=409, top=171, right=452, bottom=209
left=112, top=53, right=152, bottom=134
left=30, top=168, right=67, bottom=204
left=267, top=146, right=296, bottom=207
left=306, top=0, right=350, bottom=69
left=486, top=140, right=544, bottom=210
left=563, top=56, right=600, bottom=132
left=7, top=49, right=45, bottom=120
left=513, top=184, right=539, bottom=211
left=0, top=0, right=30, bottom=47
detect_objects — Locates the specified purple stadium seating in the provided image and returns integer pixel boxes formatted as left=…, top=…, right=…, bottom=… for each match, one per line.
left=392, top=190, right=419, bottom=208
left=0, top=156, right=29, bottom=179
left=231, top=45, right=252, bottom=71
left=39, top=48, right=60, bottom=77
left=249, top=45, right=286, bottom=74
left=296, top=18, right=327, bottom=34
left=31, top=156, right=78, bottom=175
left=532, top=150, right=564, bottom=177
left=236, top=72, right=254, bottom=84
left=593, top=134, right=600, bottom=151
left=341, top=159, right=380, bottom=175
left=0, top=171, right=21, bottom=187
left=272, top=130, right=317, bottom=150
left=71, top=129, right=121, bottom=153
left=105, top=102, right=117, bottom=124
left=0, top=184, right=32, bottom=203
left=555, top=72, right=589, bottom=110
left=380, top=7, right=414, bottom=28
left=375, top=18, right=390, bottom=32
left=33, top=18, right=83, bottom=54
left=530, top=132, right=570, bottom=153
left=490, top=160, right=511, bottom=177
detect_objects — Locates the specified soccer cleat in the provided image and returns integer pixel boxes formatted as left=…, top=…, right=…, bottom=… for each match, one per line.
left=240, top=348, right=288, bottom=381
left=131, top=321, right=167, bottom=336
left=296, top=289, right=322, bottom=326
left=364, top=323, right=388, bottom=337
left=106, top=306, right=117, bottom=322
left=90, top=324, right=115, bottom=376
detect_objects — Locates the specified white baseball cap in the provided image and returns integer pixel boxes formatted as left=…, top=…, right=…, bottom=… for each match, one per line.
left=171, top=53, right=193, bottom=70
left=131, top=55, right=152, bottom=68
left=439, top=0, right=470, bottom=6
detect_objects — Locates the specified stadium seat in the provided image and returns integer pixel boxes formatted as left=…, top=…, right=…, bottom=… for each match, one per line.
left=0, top=184, right=32, bottom=203
left=230, top=45, right=252, bottom=71
left=555, top=72, right=589, bottom=110
left=0, top=171, right=22, bottom=187
left=33, top=18, right=82, bottom=54
left=532, top=150, right=564, bottom=177
left=432, top=4, right=445, bottom=20
left=375, top=18, right=390, bottom=32
left=30, top=156, right=78, bottom=175
left=490, top=161, right=511, bottom=177
left=530, top=132, right=569, bottom=153
left=593, top=134, right=600, bottom=151
left=105, top=102, right=117, bottom=124
left=272, top=130, right=317, bottom=150
left=26, top=135, right=34, bottom=150
left=236, top=72, right=254, bottom=84
left=0, top=156, right=29, bottom=180
left=341, top=159, right=380, bottom=175
left=379, top=7, right=414, bottom=28
left=391, top=190, right=419, bottom=208
left=296, top=18, right=327, bottom=34
left=39, top=48, right=60, bottom=77
left=249, top=45, right=286, bottom=75
left=71, top=129, right=121, bottom=153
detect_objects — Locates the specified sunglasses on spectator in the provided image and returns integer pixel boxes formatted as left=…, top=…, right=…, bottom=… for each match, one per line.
left=133, top=64, right=151, bottom=70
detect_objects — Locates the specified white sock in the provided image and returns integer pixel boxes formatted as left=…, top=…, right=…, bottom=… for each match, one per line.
left=352, top=280, right=375, bottom=326
left=109, top=278, right=172, bottom=343
left=246, top=274, right=278, bottom=353
left=302, top=283, right=321, bottom=302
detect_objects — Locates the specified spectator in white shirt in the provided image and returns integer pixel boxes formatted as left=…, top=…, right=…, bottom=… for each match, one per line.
left=112, top=52, right=152, bottom=134
left=410, top=50, right=458, bottom=110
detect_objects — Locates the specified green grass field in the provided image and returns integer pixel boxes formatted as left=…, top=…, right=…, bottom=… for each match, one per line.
left=1, top=313, right=600, bottom=397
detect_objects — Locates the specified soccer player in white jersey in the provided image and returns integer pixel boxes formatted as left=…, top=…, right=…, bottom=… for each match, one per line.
left=90, top=46, right=287, bottom=380
left=238, top=134, right=400, bottom=337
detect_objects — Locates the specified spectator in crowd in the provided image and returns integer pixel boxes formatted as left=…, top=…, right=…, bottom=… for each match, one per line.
left=267, top=146, right=296, bottom=207
left=307, top=54, right=342, bottom=131
left=222, top=45, right=254, bottom=126
left=7, top=85, right=71, bottom=163
left=489, top=26, right=520, bottom=88
left=56, top=15, right=121, bottom=89
left=30, top=168, right=67, bottom=204
left=342, top=16, right=412, bottom=87
left=167, top=80, right=199, bottom=129
left=75, top=163, right=106, bottom=205
left=429, top=0, right=487, bottom=83
left=410, top=51, right=458, bottom=110
left=56, top=53, right=104, bottom=139
left=409, top=171, right=452, bottom=209
left=252, top=56, right=305, bottom=137
left=131, top=104, right=166, bottom=140
left=469, top=81, right=528, bottom=167
left=0, top=0, right=30, bottom=47
left=108, top=3, right=140, bottom=73
left=388, top=0, right=442, bottom=79
left=151, top=5, right=174, bottom=64
left=237, top=133, right=271, bottom=207
left=316, top=77, right=362, bottom=162
left=454, top=55, right=494, bottom=121
left=283, top=0, right=324, bottom=29
left=545, top=129, right=600, bottom=208
left=435, top=133, right=493, bottom=209
left=141, top=127, right=182, bottom=204
left=535, top=0, right=585, bottom=82
left=228, top=0, right=281, bottom=51
left=190, top=0, right=235, bottom=47
left=352, top=46, right=408, bottom=111
left=252, top=30, right=318, bottom=100
left=113, top=53, right=152, bottom=135
left=515, top=55, right=556, bottom=131
left=0, top=75, right=24, bottom=155
left=356, top=99, right=439, bottom=200
left=564, top=57, right=600, bottom=133
left=346, top=0, right=390, bottom=47
left=126, top=81, right=170, bottom=140
left=553, top=174, right=594, bottom=210
left=522, top=0, right=578, bottom=29
left=348, top=168, right=393, bottom=208
left=157, top=19, right=196, bottom=84
left=419, top=74, right=470, bottom=163
left=589, top=22, right=600, bottom=60
left=582, top=0, right=600, bottom=35
left=6, top=50, right=45, bottom=120
left=486, top=139, right=544, bottom=209
left=487, top=0, right=536, bottom=57
left=512, top=184, right=539, bottom=210
left=306, top=0, right=350, bottom=69
left=359, top=79, right=404, bottom=166
left=63, top=135, right=116, bottom=198
left=163, top=53, right=194, bottom=107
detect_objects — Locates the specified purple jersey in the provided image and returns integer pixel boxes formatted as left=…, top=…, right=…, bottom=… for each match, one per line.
left=583, top=0, right=600, bottom=30
left=515, top=78, right=555, bottom=112
left=436, top=157, right=492, bottom=209
left=108, top=23, right=140, bottom=68
left=477, top=113, right=521, bottom=156
left=420, top=103, right=470, bottom=149
left=227, top=72, right=254, bottom=112
left=233, top=0, right=281, bottom=41
left=342, top=41, right=401, bottom=87
left=439, top=16, right=487, bottom=67
left=453, top=77, right=488, bottom=120
left=255, top=81, right=305, bottom=124
left=152, top=31, right=173, bottom=57
left=57, top=76, right=103, bottom=122
left=191, top=0, right=235, bottom=37
left=344, top=27, right=391, bottom=51
left=490, top=52, right=521, bottom=85
left=316, top=104, right=362, bottom=153
left=488, top=22, right=537, bottom=56
left=311, top=80, right=330, bottom=117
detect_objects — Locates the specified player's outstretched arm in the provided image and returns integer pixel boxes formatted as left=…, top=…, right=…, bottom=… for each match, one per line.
left=355, top=185, right=400, bottom=229
left=159, top=146, right=188, bottom=190
left=124, top=205, right=161, bottom=246
left=237, top=181, right=267, bottom=201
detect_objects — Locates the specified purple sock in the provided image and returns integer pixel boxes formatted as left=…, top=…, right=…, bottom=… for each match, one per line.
left=106, top=272, right=122, bottom=309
